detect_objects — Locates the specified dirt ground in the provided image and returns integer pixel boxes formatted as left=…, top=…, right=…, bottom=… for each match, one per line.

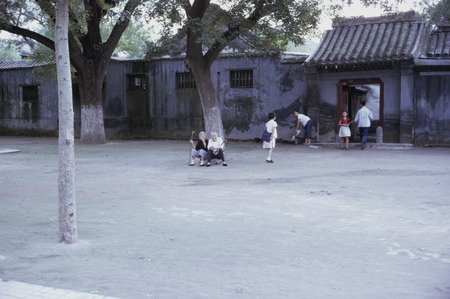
left=0, top=137, right=449, bottom=299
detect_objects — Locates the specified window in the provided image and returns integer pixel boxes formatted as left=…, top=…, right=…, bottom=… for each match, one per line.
left=127, top=74, right=147, bottom=90
left=176, top=72, right=196, bottom=89
left=22, top=85, right=39, bottom=121
left=230, top=70, right=253, bottom=88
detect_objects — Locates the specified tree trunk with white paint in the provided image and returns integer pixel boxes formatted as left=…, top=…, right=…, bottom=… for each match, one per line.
left=55, top=0, right=78, bottom=244
left=186, top=60, right=224, bottom=138
left=78, top=70, right=106, bottom=144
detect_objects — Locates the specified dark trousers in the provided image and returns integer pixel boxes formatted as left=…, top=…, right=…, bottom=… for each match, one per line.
left=359, top=127, right=369, bottom=144
left=304, top=120, right=313, bottom=139
left=207, top=149, right=225, bottom=162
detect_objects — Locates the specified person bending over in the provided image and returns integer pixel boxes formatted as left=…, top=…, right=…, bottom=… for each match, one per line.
left=293, top=110, right=313, bottom=146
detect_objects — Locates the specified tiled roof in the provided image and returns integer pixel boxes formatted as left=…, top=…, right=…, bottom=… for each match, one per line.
left=111, top=52, right=307, bottom=63
left=305, top=11, right=426, bottom=69
left=0, top=60, right=52, bottom=70
left=422, top=22, right=450, bottom=58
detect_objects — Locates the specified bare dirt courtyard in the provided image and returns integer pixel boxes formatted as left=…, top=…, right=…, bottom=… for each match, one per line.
left=0, top=137, right=449, bottom=299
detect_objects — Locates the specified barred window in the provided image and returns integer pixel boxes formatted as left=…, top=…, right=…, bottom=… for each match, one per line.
left=127, top=74, right=147, bottom=90
left=176, top=72, right=196, bottom=89
left=230, top=70, right=253, bottom=88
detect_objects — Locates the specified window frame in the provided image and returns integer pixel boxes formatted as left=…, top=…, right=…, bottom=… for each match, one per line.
left=230, top=69, right=254, bottom=89
left=175, top=72, right=197, bottom=90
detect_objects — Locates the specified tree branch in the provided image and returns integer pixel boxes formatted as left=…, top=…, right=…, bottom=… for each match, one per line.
left=0, top=24, right=55, bottom=51
left=204, top=1, right=267, bottom=65
left=187, top=0, right=210, bottom=19
left=68, top=31, right=86, bottom=73
left=183, top=0, right=210, bottom=64
left=103, top=0, right=142, bottom=59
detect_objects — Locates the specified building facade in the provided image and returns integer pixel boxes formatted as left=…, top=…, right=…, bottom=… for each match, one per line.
left=0, top=61, right=58, bottom=136
left=304, top=11, right=450, bottom=145
left=1, top=11, right=449, bottom=145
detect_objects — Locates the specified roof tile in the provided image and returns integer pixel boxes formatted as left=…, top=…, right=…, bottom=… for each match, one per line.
left=0, top=60, right=51, bottom=70
left=423, top=23, right=450, bottom=58
left=306, top=11, right=425, bottom=68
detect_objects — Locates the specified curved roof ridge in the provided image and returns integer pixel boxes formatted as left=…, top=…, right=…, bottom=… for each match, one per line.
left=332, top=10, right=416, bottom=28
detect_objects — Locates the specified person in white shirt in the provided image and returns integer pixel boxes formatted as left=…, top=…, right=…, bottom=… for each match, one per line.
left=206, top=131, right=227, bottom=167
left=354, top=100, right=374, bottom=150
left=263, top=112, right=277, bottom=163
left=293, top=110, right=313, bottom=145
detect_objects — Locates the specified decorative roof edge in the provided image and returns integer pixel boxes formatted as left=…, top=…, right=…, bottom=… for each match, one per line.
left=332, top=10, right=417, bottom=28
left=111, top=52, right=308, bottom=63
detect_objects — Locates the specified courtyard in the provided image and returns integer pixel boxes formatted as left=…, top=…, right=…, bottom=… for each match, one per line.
left=0, top=137, right=449, bottom=299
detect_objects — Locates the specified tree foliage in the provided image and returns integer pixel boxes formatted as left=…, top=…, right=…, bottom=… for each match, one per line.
left=418, top=0, right=450, bottom=23
left=101, top=15, right=155, bottom=58
left=0, top=43, right=20, bottom=60
left=147, top=0, right=322, bottom=57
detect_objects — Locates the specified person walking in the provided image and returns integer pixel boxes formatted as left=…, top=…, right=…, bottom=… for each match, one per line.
left=354, top=101, right=373, bottom=150
left=263, top=112, right=278, bottom=163
left=293, top=110, right=313, bottom=146
left=338, top=111, right=352, bottom=150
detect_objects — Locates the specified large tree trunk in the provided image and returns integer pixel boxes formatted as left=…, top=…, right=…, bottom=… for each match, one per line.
left=188, top=61, right=224, bottom=138
left=55, top=0, right=78, bottom=244
left=78, top=65, right=106, bottom=144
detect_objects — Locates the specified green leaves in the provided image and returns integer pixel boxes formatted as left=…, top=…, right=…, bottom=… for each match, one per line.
left=146, top=0, right=323, bottom=57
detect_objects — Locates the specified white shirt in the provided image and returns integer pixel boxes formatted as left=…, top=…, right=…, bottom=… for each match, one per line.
left=207, top=137, right=224, bottom=150
left=297, top=114, right=310, bottom=126
left=354, top=106, right=373, bottom=128
left=266, top=119, right=278, bottom=139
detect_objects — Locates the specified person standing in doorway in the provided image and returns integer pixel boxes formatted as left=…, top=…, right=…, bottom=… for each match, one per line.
left=263, top=112, right=278, bottom=163
left=354, top=101, right=373, bottom=150
left=338, top=111, right=352, bottom=150
left=293, top=110, right=313, bottom=146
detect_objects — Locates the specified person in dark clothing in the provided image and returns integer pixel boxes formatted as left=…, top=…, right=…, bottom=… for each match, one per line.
left=189, top=131, right=208, bottom=166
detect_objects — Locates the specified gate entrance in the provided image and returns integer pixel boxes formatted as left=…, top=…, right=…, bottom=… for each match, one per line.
left=337, top=79, right=384, bottom=141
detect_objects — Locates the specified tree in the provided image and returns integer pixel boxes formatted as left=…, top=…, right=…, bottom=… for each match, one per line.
left=148, top=0, right=322, bottom=138
left=419, top=0, right=450, bottom=23
left=55, top=0, right=77, bottom=243
left=0, top=0, right=144, bottom=144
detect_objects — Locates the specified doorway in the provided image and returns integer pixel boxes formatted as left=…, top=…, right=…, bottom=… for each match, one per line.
left=337, top=79, right=384, bottom=140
